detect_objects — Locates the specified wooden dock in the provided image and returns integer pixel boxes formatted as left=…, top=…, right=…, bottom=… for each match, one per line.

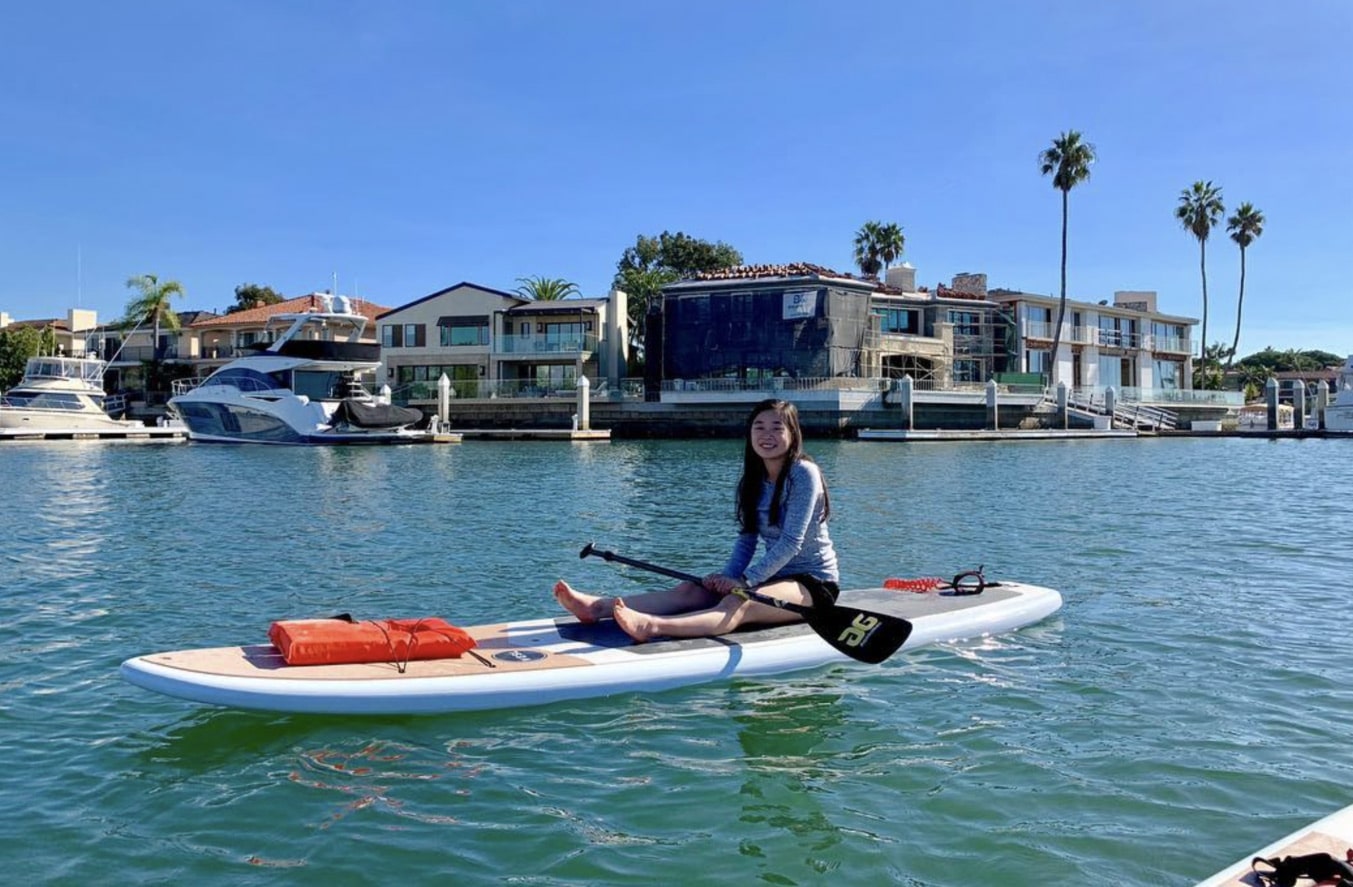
left=857, top=428, right=1138, bottom=442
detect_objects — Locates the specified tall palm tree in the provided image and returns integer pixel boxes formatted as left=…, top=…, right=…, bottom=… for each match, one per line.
left=1038, top=130, right=1095, bottom=387
left=852, top=221, right=885, bottom=277
left=124, top=273, right=186, bottom=360
left=514, top=276, right=581, bottom=301
left=876, top=222, right=905, bottom=272
left=1224, top=202, right=1265, bottom=370
left=1175, top=181, right=1225, bottom=389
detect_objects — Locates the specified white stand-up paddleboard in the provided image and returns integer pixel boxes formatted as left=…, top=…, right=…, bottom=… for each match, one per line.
left=121, top=582, right=1062, bottom=716
left=1193, top=802, right=1353, bottom=886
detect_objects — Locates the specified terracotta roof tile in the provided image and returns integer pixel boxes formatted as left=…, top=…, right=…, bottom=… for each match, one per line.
left=5, top=317, right=66, bottom=330
left=189, top=294, right=391, bottom=328
left=690, top=262, right=857, bottom=282
left=935, top=284, right=988, bottom=302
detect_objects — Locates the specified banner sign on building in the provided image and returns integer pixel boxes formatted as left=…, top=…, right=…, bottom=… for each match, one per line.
left=782, top=290, right=818, bottom=320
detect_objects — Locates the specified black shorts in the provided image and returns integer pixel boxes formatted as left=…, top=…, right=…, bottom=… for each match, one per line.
left=781, top=573, right=841, bottom=608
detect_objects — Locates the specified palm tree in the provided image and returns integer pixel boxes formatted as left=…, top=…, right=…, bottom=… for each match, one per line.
left=1224, top=202, right=1265, bottom=370
left=852, top=221, right=885, bottom=277
left=876, top=222, right=905, bottom=272
left=1038, top=130, right=1095, bottom=387
left=124, top=273, right=186, bottom=361
left=514, top=276, right=581, bottom=301
left=1236, top=362, right=1270, bottom=401
left=1175, top=181, right=1225, bottom=389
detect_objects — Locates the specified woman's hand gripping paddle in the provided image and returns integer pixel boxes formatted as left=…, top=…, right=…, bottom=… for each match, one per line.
left=578, top=543, right=913, bottom=664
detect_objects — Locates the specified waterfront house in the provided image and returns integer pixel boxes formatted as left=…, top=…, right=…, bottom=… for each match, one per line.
left=375, top=282, right=630, bottom=400
left=986, top=287, right=1196, bottom=392
left=180, top=294, right=386, bottom=371
left=0, top=308, right=100, bottom=358
left=649, top=263, right=1015, bottom=395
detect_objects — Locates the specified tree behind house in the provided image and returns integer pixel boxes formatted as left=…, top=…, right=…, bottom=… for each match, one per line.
left=1175, top=181, right=1225, bottom=389
left=612, top=231, right=742, bottom=352
left=125, top=273, right=186, bottom=362
left=1225, top=203, right=1265, bottom=370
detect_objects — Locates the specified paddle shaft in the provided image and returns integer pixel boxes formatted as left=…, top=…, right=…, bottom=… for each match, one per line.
left=579, top=544, right=812, bottom=615
left=578, top=543, right=913, bottom=664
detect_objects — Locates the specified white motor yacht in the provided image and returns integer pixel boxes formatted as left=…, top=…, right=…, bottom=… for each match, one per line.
left=1324, top=355, right=1353, bottom=432
left=0, top=355, right=142, bottom=433
left=168, top=297, right=428, bottom=445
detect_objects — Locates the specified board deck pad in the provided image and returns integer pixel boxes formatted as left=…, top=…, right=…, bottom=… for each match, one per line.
left=121, top=583, right=1061, bottom=714
left=1194, top=803, right=1353, bottom=886
left=1214, top=831, right=1351, bottom=886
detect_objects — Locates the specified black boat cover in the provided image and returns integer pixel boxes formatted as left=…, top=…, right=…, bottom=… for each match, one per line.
left=329, top=399, right=423, bottom=430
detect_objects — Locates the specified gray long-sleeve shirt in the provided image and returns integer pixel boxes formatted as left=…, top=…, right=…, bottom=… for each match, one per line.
left=721, top=458, right=839, bottom=587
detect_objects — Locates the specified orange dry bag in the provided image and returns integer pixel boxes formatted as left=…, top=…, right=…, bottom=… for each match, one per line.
left=268, top=617, right=477, bottom=667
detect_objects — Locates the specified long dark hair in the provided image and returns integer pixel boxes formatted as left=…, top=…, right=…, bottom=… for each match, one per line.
left=735, top=398, right=830, bottom=533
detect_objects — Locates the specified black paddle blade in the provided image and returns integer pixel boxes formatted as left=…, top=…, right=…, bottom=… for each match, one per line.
left=804, top=606, right=913, bottom=664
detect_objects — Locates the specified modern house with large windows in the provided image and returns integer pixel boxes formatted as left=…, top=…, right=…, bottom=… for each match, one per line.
left=375, top=282, right=629, bottom=400
left=986, top=288, right=1196, bottom=391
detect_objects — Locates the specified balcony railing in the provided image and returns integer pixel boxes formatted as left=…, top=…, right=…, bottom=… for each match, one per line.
left=391, top=376, right=643, bottom=403
left=1147, top=335, right=1191, bottom=354
left=113, top=345, right=181, bottom=362
left=1072, top=386, right=1244, bottom=407
left=494, top=333, right=598, bottom=356
left=1023, top=320, right=1054, bottom=340
left=1094, top=329, right=1142, bottom=349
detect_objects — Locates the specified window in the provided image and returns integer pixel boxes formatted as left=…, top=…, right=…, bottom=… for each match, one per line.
left=1027, top=349, right=1051, bottom=374
left=543, top=322, right=584, bottom=349
left=440, top=322, right=488, bottom=346
left=1153, top=359, right=1182, bottom=389
left=403, top=324, right=426, bottom=347
left=1097, top=354, right=1126, bottom=386
left=381, top=325, right=397, bottom=348
left=872, top=307, right=919, bottom=335
left=953, top=359, right=980, bottom=383
left=1098, top=315, right=1122, bottom=348
left=948, top=310, right=982, bottom=337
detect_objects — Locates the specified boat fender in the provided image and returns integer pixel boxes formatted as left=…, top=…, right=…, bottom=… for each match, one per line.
left=1250, top=851, right=1353, bottom=887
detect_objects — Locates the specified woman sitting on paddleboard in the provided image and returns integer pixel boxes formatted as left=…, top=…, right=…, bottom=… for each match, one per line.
left=554, top=398, right=839, bottom=642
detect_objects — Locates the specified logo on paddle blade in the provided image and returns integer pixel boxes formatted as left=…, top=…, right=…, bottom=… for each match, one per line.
left=837, top=614, right=880, bottom=648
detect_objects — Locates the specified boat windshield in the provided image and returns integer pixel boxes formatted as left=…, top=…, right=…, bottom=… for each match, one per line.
left=0, top=391, right=94, bottom=411
left=201, top=367, right=287, bottom=393
left=24, top=357, right=105, bottom=385
left=293, top=370, right=360, bottom=401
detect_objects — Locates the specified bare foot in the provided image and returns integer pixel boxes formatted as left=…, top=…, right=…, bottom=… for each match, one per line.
left=613, top=598, right=661, bottom=643
left=553, top=580, right=608, bottom=623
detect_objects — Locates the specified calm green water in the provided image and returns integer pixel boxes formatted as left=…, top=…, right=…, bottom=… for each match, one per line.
left=1, top=437, right=1350, bottom=885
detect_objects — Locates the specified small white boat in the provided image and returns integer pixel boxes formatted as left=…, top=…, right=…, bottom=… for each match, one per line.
left=168, top=296, right=429, bottom=445
left=0, top=355, right=143, bottom=434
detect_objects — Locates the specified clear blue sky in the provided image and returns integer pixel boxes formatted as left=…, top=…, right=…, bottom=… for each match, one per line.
left=1, top=0, right=1348, bottom=356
